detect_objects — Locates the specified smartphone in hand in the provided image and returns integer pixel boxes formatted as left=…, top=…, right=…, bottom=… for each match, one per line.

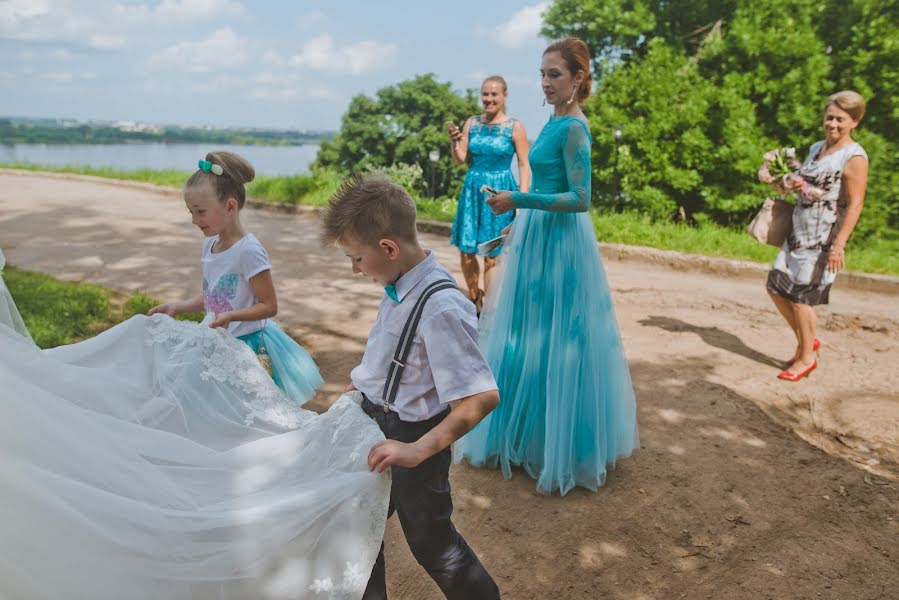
left=480, top=184, right=499, bottom=197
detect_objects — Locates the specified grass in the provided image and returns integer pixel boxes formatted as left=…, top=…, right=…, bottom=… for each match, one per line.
left=4, top=267, right=202, bottom=349
left=4, top=163, right=897, bottom=276
left=591, top=211, right=899, bottom=276
left=1, top=161, right=190, bottom=187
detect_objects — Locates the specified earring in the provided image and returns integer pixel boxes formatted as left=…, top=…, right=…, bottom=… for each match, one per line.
left=566, top=87, right=577, bottom=105
left=542, top=97, right=546, bottom=107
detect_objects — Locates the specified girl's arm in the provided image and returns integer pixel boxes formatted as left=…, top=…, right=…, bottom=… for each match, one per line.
left=512, top=120, right=531, bottom=193
left=828, top=155, right=869, bottom=271
left=449, top=117, right=473, bottom=165
left=209, top=270, right=278, bottom=329
left=148, top=293, right=204, bottom=317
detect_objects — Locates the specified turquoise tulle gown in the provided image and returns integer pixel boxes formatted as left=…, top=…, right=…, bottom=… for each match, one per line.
left=455, top=115, right=639, bottom=495
left=451, top=118, right=519, bottom=253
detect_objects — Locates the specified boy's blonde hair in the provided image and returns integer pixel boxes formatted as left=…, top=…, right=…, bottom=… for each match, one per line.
left=320, top=174, right=418, bottom=248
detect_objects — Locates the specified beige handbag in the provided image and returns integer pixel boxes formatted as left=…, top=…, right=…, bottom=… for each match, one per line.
left=747, top=196, right=793, bottom=247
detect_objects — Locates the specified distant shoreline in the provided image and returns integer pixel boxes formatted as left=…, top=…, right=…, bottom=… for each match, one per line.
left=0, top=118, right=334, bottom=147
left=2, top=140, right=322, bottom=147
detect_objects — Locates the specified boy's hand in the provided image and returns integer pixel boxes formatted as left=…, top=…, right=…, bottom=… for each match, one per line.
left=209, top=311, right=234, bottom=329
left=368, top=439, right=425, bottom=473
left=148, top=303, right=178, bottom=317
left=345, top=383, right=358, bottom=392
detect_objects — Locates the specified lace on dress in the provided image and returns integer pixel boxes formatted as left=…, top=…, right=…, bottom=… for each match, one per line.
left=510, top=117, right=591, bottom=212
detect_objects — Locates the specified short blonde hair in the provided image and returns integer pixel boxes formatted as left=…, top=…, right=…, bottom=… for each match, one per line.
left=319, top=174, right=418, bottom=248
left=826, top=90, right=866, bottom=122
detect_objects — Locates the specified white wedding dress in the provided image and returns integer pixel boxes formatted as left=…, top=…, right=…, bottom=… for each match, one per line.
left=0, top=252, right=389, bottom=600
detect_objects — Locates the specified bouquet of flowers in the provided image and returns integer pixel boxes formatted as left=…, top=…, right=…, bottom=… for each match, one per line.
left=758, top=147, right=824, bottom=203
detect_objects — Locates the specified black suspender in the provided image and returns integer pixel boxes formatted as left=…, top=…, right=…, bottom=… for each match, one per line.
left=381, top=279, right=459, bottom=412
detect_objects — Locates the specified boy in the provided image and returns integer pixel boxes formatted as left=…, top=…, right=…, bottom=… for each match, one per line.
left=320, top=174, right=501, bottom=600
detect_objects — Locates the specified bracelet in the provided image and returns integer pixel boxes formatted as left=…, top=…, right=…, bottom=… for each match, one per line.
left=829, top=247, right=844, bottom=255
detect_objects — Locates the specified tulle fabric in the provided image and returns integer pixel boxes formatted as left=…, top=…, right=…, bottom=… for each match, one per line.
left=0, top=250, right=32, bottom=342
left=455, top=209, right=639, bottom=495
left=0, top=311, right=389, bottom=600
left=238, top=321, right=324, bottom=406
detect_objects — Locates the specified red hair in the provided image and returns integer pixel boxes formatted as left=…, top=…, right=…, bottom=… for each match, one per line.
left=544, top=37, right=593, bottom=102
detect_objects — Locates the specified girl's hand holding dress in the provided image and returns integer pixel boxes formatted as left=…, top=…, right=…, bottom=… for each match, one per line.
left=147, top=303, right=179, bottom=317
left=209, top=311, right=234, bottom=330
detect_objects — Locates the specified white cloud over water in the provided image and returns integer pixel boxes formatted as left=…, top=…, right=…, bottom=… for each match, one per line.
left=150, top=27, right=249, bottom=72
left=284, top=34, right=397, bottom=75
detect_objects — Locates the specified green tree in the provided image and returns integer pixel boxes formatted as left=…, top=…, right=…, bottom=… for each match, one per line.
left=313, top=74, right=479, bottom=197
left=543, top=0, right=899, bottom=236
left=588, top=39, right=723, bottom=220
left=542, top=0, right=738, bottom=71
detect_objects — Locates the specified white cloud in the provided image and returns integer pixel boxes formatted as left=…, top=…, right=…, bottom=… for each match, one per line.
left=297, top=10, right=326, bottom=29
left=50, top=48, right=76, bottom=60
left=156, top=0, right=245, bottom=23
left=40, top=70, right=98, bottom=83
left=252, top=71, right=332, bottom=100
left=113, top=0, right=244, bottom=25
left=1, top=0, right=126, bottom=50
left=43, top=71, right=75, bottom=82
left=89, top=34, right=126, bottom=49
left=285, top=35, right=397, bottom=75
left=489, top=2, right=549, bottom=49
left=150, top=27, right=248, bottom=72
left=305, top=87, right=331, bottom=99
left=192, top=74, right=242, bottom=93
left=0, top=0, right=50, bottom=28
left=262, top=50, right=286, bottom=66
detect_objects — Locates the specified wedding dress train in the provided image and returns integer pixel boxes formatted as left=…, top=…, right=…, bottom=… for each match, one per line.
left=0, top=257, right=389, bottom=600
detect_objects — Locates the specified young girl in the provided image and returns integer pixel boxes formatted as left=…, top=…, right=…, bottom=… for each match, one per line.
left=148, top=151, right=323, bottom=405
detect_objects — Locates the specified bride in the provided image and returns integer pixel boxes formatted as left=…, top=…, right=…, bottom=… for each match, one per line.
left=0, top=250, right=390, bottom=600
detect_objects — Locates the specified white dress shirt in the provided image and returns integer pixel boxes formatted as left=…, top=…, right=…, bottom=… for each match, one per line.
left=351, top=251, right=498, bottom=422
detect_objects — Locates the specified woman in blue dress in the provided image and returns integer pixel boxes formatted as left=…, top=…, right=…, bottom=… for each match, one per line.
left=455, top=38, right=639, bottom=496
left=446, top=75, right=530, bottom=313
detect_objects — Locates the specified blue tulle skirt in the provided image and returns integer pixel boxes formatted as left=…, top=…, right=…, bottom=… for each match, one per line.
left=237, top=321, right=323, bottom=406
left=451, top=169, right=517, bottom=254
left=455, top=209, right=639, bottom=495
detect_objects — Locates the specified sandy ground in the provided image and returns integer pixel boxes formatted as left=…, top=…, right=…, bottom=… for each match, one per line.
left=1, top=172, right=897, bottom=600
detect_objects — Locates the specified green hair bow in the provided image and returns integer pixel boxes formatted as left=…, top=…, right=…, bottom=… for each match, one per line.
left=198, top=160, right=224, bottom=176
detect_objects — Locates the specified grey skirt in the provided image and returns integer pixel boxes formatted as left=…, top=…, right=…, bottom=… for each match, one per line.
left=767, top=244, right=835, bottom=305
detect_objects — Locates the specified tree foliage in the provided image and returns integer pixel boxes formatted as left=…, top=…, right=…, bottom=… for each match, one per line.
left=313, top=74, right=479, bottom=197
left=544, top=0, right=897, bottom=239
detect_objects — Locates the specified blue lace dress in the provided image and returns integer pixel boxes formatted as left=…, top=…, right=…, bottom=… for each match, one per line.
left=450, top=118, right=519, bottom=254
left=455, top=115, right=639, bottom=495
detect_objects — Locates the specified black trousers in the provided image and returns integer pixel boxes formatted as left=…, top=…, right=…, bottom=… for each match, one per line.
left=361, top=398, right=500, bottom=600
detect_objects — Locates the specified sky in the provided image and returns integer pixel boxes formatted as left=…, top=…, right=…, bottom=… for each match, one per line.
left=0, top=0, right=557, bottom=136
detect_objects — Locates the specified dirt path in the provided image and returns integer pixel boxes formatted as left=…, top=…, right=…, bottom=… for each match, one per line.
left=2, top=172, right=897, bottom=600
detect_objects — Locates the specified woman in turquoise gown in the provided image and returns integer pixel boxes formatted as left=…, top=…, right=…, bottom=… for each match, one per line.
left=455, top=38, right=639, bottom=496
left=447, top=75, right=530, bottom=313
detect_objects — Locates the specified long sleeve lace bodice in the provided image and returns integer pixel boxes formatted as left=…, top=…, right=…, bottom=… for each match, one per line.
left=510, top=116, right=591, bottom=212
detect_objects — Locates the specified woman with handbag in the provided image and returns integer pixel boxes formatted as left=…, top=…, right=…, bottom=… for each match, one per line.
left=766, top=91, right=869, bottom=381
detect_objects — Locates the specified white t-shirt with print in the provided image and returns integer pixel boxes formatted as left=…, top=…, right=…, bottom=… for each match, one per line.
left=201, top=233, right=272, bottom=337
